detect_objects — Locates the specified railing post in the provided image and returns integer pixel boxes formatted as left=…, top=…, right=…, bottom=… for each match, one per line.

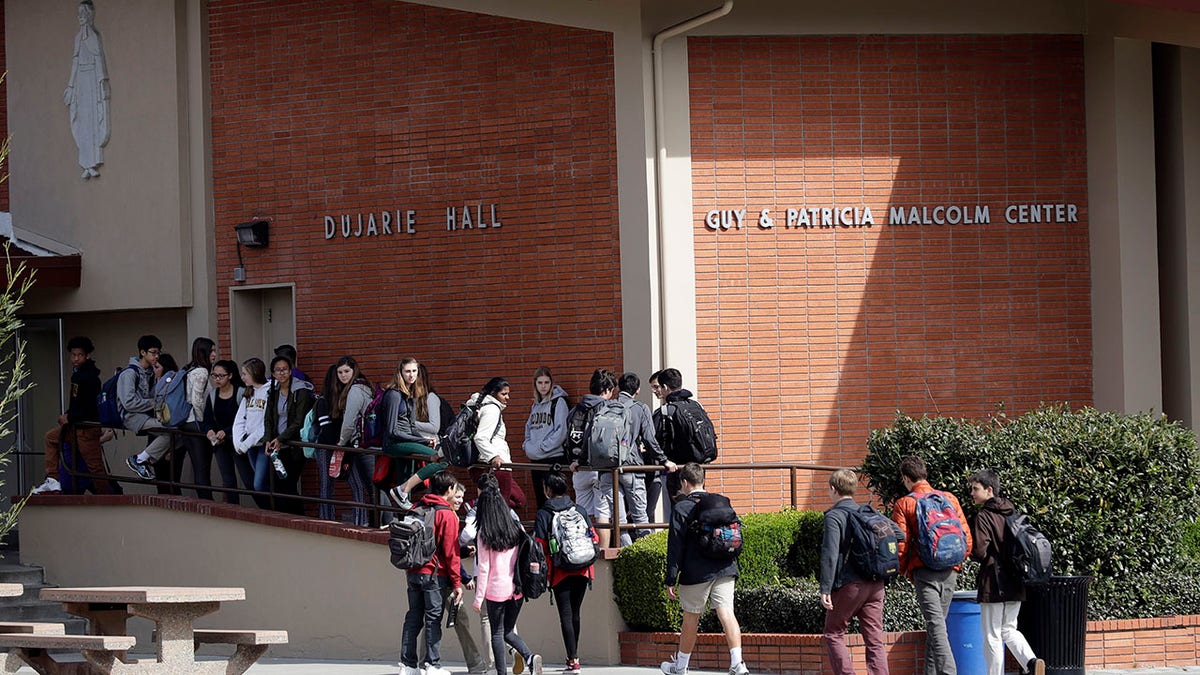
left=611, top=467, right=621, bottom=547
left=789, top=467, right=798, bottom=510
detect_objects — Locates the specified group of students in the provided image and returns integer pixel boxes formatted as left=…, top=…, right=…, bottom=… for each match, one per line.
left=395, top=468, right=600, bottom=675
left=819, top=457, right=1047, bottom=675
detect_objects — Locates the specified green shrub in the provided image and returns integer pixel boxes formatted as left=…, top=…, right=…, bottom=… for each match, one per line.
left=861, top=413, right=989, bottom=506
left=1183, top=520, right=1200, bottom=561
left=612, top=530, right=678, bottom=630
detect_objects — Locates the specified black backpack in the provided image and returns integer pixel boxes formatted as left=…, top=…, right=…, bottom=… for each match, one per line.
left=843, top=504, right=901, bottom=582
left=687, top=492, right=742, bottom=560
left=440, top=400, right=497, bottom=467
left=435, top=393, right=455, bottom=435
left=562, top=402, right=598, bottom=463
left=1005, top=512, right=1053, bottom=584
left=516, top=534, right=549, bottom=600
left=388, top=504, right=447, bottom=570
left=662, top=399, right=718, bottom=464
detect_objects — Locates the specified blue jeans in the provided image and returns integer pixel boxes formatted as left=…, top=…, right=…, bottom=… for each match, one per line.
left=401, top=573, right=447, bottom=668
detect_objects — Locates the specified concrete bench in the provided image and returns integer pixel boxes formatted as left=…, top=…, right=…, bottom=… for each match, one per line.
left=0, top=632, right=136, bottom=674
left=0, top=622, right=66, bottom=635
left=192, top=629, right=288, bottom=646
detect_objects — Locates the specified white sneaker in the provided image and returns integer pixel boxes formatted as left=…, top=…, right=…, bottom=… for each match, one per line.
left=424, top=665, right=451, bottom=675
left=529, top=654, right=543, bottom=675
left=399, top=666, right=422, bottom=675
left=729, top=663, right=750, bottom=675
left=32, top=477, right=61, bottom=494
left=661, top=661, right=687, bottom=675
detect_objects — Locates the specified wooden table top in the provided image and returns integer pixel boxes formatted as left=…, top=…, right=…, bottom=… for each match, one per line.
left=40, top=586, right=246, bottom=604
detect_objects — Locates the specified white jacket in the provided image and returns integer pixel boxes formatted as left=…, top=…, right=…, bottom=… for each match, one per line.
left=185, top=367, right=210, bottom=424
left=232, top=383, right=271, bottom=454
left=467, top=392, right=509, bottom=464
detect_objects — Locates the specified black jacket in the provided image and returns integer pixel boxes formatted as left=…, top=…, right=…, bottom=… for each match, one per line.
left=971, top=497, right=1025, bottom=603
left=264, top=380, right=315, bottom=460
left=819, top=498, right=869, bottom=594
left=665, top=489, right=738, bottom=587
left=66, top=359, right=102, bottom=423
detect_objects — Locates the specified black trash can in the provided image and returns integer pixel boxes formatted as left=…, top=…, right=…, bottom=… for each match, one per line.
left=1016, top=575, right=1093, bottom=675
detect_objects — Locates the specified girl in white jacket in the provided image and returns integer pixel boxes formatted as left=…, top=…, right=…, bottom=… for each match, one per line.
left=467, top=377, right=526, bottom=511
left=180, top=337, right=217, bottom=500
left=232, top=358, right=270, bottom=509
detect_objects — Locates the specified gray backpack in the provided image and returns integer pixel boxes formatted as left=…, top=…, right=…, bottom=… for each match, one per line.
left=585, top=397, right=636, bottom=469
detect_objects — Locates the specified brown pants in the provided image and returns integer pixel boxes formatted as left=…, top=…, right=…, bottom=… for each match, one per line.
left=43, top=425, right=113, bottom=494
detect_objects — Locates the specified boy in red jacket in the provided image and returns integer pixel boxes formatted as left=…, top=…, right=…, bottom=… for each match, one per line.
left=400, top=471, right=463, bottom=675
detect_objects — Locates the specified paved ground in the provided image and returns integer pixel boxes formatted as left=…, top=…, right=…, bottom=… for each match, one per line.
left=12, top=658, right=1200, bottom=673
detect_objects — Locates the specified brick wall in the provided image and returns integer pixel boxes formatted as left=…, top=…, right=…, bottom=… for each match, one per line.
left=688, top=36, right=1092, bottom=510
left=207, top=0, right=619, bottom=513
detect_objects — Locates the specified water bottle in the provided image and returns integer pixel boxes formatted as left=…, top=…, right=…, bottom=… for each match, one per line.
left=271, top=451, right=287, bottom=478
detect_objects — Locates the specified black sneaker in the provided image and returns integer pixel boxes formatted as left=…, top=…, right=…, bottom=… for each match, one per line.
left=126, top=455, right=155, bottom=480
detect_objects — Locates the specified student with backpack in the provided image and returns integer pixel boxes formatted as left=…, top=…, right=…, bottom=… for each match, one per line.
left=203, top=359, right=253, bottom=505
left=615, top=372, right=676, bottom=539
left=565, top=369, right=620, bottom=547
left=466, top=378, right=526, bottom=511
left=149, top=352, right=184, bottom=495
left=383, top=358, right=444, bottom=508
left=310, top=363, right=341, bottom=521
left=122, top=335, right=175, bottom=482
left=967, top=470, right=1045, bottom=675
left=180, top=337, right=218, bottom=500
left=819, top=469, right=895, bottom=675
left=473, top=474, right=544, bottom=675
left=35, top=336, right=116, bottom=495
left=262, top=354, right=315, bottom=515
left=890, top=456, right=972, bottom=675
left=398, top=470, right=464, bottom=675
left=661, top=463, right=748, bottom=675
left=534, top=471, right=599, bottom=673
left=327, top=356, right=376, bottom=527
left=653, top=368, right=718, bottom=505
left=232, top=358, right=272, bottom=510
left=523, top=367, right=569, bottom=511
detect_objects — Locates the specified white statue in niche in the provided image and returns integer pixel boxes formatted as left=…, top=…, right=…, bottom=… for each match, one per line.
left=64, top=0, right=110, bottom=180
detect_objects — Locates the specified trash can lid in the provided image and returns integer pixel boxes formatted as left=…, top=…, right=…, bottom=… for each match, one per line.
left=951, top=590, right=978, bottom=602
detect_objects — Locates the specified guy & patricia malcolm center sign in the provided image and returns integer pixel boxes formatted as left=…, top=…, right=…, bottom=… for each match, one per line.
left=703, top=202, right=1080, bottom=231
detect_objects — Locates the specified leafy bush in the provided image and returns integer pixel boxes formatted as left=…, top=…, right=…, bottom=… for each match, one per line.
left=613, top=510, right=822, bottom=631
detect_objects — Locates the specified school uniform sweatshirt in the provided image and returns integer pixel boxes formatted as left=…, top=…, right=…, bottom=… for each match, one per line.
left=232, top=383, right=271, bottom=454
left=473, top=539, right=522, bottom=609
left=65, top=359, right=102, bottom=423
left=337, top=381, right=373, bottom=447
left=523, top=385, right=569, bottom=461
left=466, top=392, right=509, bottom=464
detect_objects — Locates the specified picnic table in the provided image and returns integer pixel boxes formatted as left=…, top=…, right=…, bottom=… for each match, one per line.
left=0, top=586, right=286, bottom=674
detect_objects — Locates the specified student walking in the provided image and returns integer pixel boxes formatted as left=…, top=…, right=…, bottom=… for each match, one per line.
left=232, top=358, right=271, bottom=510
left=661, top=463, right=749, bottom=675
left=472, top=475, right=542, bottom=675
left=400, top=471, right=464, bottom=675
left=565, top=369, right=616, bottom=547
left=967, top=470, right=1045, bottom=675
left=523, top=367, right=569, bottom=511
left=819, top=469, right=891, bottom=675
left=891, top=456, right=972, bottom=675
left=203, top=359, right=253, bottom=504
left=261, top=354, right=314, bottom=514
left=328, top=356, right=375, bottom=527
left=534, top=471, right=598, bottom=673
left=180, top=337, right=218, bottom=499
left=467, top=378, right=525, bottom=511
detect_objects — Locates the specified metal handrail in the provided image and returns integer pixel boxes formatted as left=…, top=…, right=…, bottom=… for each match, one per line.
left=48, top=422, right=841, bottom=546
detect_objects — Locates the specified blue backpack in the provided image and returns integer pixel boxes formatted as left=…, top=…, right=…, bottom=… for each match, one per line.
left=153, top=368, right=193, bottom=427
left=97, top=366, right=132, bottom=429
left=912, top=491, right=969, bottom=570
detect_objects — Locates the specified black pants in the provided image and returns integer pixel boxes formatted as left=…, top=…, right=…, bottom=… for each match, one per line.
left=552, top=576, right=589, bottom=660
left=213, top=440, right=255, bottom=505
left=487, top=598, right=532, bottom=675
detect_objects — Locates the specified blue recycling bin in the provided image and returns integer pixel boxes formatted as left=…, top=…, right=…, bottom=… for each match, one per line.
left=947, top=590, right=986, bottom=675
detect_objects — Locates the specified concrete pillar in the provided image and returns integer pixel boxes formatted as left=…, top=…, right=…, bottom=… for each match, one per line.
left=1086, top=36, right=1163, bottom=414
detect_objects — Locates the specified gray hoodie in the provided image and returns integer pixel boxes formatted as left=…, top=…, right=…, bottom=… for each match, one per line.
left=117, top=357, right=155, bottom=432
left=338, top=382, right=374, bottom=447
left=523, top=384, right=569, bottom=461
left=383, top=388, right=430, bottom=445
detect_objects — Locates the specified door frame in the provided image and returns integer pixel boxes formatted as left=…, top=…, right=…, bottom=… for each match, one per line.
left=228, top=283, right=297, bottom=365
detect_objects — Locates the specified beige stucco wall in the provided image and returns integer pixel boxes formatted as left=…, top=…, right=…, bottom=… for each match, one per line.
left=19, top=503, right=628, bottom=663
left=9, top=0, right=205, bottom=319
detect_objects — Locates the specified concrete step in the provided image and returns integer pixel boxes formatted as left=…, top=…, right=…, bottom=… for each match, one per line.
left=0, top=563, right=46, bottom=588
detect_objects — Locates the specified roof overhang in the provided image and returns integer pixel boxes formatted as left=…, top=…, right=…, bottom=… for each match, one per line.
left=1112, top=0, right=1200, bottom=13
left=0, top=213, right=82, bottom=288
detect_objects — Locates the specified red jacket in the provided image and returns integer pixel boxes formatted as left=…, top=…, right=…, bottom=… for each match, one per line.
left=891, top=480, right=973, bottom=578
left=409, top=494, right=462, bottom=590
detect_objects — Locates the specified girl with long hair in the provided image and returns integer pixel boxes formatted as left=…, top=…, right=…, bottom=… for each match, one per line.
left=262, top=354, right=315, bottom=514
left=232, top=357, right=272, bottom=509
left=466, top=377, right=525, bottom=511
left=523, top=366, right=569, bottom=511
left=472, top=476, right=543, bottom=675
left=150, top=352, right=181, bottom=495
left=181, top=337, right=218, bottom=500
left=311, top=363, right=341, bottom=521
left=328, top=355, right=375, bottom=527
left=202, top=359, right=253, bottom=504
left=382, top=357, right=441, bottom=507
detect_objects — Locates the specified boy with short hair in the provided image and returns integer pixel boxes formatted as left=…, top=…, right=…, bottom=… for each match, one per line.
left=661, top=463, right=749, bottom=675
left=121, top=335, right=172, bottom=480
left=967, top=470, right=1044, bottom=675
left=611, top=372, right=676, bottom=539
left=401, top=470, right=464, bottom=675
left=36, top=336, right=115, bottom=494
left=891, top=456, right=972, bottom=675
left=819, top=469, right=888, bottom=675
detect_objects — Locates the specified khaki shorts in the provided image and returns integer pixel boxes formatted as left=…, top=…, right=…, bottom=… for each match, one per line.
left=677, top=576, right=735, bottom=615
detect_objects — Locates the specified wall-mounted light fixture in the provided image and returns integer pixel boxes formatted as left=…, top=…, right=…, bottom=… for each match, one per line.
left=233, top=220, right=269, bottom=282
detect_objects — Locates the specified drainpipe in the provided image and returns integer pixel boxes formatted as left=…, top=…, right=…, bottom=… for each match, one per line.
left=651, top=1, right=733, bottom=371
